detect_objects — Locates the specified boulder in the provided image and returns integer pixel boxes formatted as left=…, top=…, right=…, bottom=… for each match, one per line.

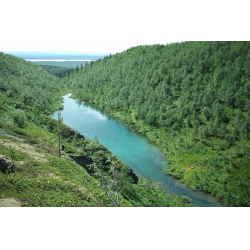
left=63, top=128, right=85, bottom=140
left=69, top=155, right=138, bottom=184
left=69, top=155, right=93, bottom=174
left=76, top=133, right=85, bottom=140
left=0, top=158, right=15, bottom=173
left=127, top=168, right=139, bottom=184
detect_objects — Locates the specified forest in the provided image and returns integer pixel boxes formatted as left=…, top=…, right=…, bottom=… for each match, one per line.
left=0, top=52, right=66, bottom=114
left=65, top=41, right=250, bottom=207
left=0, top=51, right=193, bottom=207
left=39, top=65, right=75, bottom=78
left=31, top=60, right=90, bottom=69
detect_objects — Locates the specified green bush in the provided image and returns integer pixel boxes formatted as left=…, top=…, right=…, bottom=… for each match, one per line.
left=163, top=165, right=184, bottom=180
left=13, top=113, right=25, bottom=128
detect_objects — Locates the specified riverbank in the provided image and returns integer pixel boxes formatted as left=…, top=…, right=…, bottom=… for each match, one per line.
left=69, top=95, right=223, bottom=206
left=0, top=96, right=194, bottom=207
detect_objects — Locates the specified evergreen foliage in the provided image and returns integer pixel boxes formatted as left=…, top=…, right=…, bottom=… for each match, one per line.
left=67, top=41, right=250, bottom=206
left=39, top=65, right=75, bottom=78
left=0, top=52, right=67, bottom=114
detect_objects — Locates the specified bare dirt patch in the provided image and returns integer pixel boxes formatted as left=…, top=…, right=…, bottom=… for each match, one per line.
left=0, top=137, right=48, bottom=163
left=0, top=197, right=21, bottom=207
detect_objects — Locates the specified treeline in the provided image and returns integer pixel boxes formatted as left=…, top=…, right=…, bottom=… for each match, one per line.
left=32, top=61, right=90, bottom=69
left=67, top=41, right=250, bottom=206
left=0, top=52, right=67, bottom=114
left=37, top=63, right=92, bottom=78
left=39, top=65, right=75, bottom=78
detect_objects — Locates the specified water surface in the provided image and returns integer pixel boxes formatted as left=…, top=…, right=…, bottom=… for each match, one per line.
left=50, top=94, right=221, bottom=207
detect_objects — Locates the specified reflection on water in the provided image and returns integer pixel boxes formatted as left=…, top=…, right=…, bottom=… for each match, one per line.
left=50, top=94, right=221, bottom=207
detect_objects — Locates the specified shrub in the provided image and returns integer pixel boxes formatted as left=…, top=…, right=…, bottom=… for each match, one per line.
left=13, top=112, right=25, bottom=128
left=163, top=165, right=184, bottom=180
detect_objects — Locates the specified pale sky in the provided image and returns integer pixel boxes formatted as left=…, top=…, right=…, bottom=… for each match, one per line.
left=0, top=41, right=181, bottom=54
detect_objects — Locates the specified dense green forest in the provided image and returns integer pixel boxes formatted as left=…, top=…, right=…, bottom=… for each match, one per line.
left=66, top=42, right=250, bottom=206
left=32, top=60, right=90, bottom=69
left=32, top=62, right=88, bottom=78
left=37, top=65, right=76, bottom=78
left=0, top=52, right=67, bottom=114
left=0, top=52, right=193, bottom=207
left=39, top=65, right=75, bottom=78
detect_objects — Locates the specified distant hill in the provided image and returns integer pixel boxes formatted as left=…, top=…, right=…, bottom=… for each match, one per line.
left=0, top=52, right=66, bottom=114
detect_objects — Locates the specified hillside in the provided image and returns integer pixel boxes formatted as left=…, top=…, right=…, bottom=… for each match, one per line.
left=67, top=42, right=250, bottom=206
left=0, top=52, right=68, bottom=114
left=0, top=53, right=193, bottom=207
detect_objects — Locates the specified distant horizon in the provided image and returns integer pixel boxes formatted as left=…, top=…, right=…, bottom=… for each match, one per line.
left=0, top=42, right=175, bottom=55
left=25, top=59, right=96, bottom=62
left=3, top=51, right=110, bottom=61
left=3, top=50, right=110, bottom=54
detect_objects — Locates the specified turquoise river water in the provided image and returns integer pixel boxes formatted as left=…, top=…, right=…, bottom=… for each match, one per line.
left=50, top=94, right=221, bottom=207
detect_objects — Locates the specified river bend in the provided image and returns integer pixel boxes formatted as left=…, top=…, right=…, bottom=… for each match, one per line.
left=50, top=94, right=221, bottom=207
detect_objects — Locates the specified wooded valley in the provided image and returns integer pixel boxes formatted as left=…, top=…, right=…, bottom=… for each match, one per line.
left=1, top=41, right=250, bottom=206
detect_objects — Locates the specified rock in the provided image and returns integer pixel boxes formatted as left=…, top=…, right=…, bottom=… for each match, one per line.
left=76, top=134, right=85, bottom=140
left=0, top=158, right=9, bottom=173
left=0, top=158, right=15, bottom=173
left=63, top=128, right=75, bottom=136
left=190, top=167, right=194, bottom=169
left=69, top=155, right=138, bottom=184
left=127, top=168, right=139, bottom=184
left=69, top=155, right=94, bottom=174
left=63, top=128, right=84, bottom=140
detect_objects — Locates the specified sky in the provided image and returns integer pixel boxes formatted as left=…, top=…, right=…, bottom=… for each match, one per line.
left=0, top=41, right=181, bottom=54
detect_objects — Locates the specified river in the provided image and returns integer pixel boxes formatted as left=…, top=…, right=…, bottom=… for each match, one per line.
left=50, top=94, right=221, bottom=207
